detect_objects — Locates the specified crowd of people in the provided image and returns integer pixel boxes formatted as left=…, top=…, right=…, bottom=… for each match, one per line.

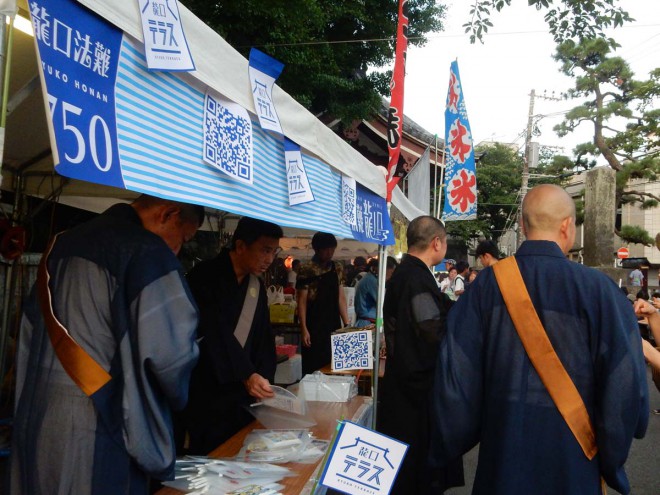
left=7, top=184, right=657, bottom=495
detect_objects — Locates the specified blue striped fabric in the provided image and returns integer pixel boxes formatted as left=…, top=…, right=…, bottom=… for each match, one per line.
left=115, top=38, right=353, bottom=237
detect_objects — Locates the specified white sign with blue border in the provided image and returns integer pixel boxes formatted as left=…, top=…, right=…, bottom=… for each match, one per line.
left=138, top=0, right=195, bottom=71
left=283, top=137, right=314, bottom=206
left=320, top=421, right=408, bottom=495
left=248, top=48, right=284, bottom=135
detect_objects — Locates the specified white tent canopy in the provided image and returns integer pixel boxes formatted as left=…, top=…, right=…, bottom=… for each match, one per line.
left=1, top=0, right=425, bottom=242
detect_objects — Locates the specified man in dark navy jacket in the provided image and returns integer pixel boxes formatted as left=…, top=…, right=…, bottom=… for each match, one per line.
left=432, top=184, right=648, bottom=495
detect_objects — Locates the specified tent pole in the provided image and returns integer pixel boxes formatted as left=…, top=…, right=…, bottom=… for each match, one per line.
left=433, top=134, right=438, bottom=217
left=436, top=145, right=446, bottom=219
left=372, top=206, right=390, bottom=429
left=0, top=14, right=7, bottom=193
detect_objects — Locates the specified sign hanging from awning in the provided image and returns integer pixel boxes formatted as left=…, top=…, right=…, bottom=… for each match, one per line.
left=137, top=0, right=195, bottom=71
left=248, top=48, right=284, bottom=135
left=343, top=176, right=394, bottom=244
left=29, top=0, right=394, bottom=245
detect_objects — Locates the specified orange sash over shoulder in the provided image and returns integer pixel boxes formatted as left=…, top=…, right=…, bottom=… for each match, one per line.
left=493, top=256, right=598, bottom=460
left=37, top=234, right=111, bottom=396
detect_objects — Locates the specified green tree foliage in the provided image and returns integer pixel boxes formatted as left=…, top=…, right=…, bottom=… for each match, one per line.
left=444, top=143, right=523, bottom=244
left=183, top=0, right=446, bottom=122
left=464, top=0, right=631, bottom=44
left=552, top=38, right=660, bottom=245
left=619, top=225, right=654, bottom=247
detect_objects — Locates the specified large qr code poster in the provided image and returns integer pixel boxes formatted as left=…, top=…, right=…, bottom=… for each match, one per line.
left=331, top=330, right=373, bottom=371
left=203, top=91, right=254, bottom=184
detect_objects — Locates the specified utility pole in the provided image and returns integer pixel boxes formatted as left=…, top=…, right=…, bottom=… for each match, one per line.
left=517, top=89, right=535, bottom=249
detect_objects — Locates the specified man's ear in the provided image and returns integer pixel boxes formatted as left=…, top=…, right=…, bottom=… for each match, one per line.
left=158, top=205, right=180, bottom=225
left=234, top=239, right=246, bottom=254
left=559, top=216, right=571, bottom=238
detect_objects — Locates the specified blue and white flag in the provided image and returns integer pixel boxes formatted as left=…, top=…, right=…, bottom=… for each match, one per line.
left=442, top=61, right=477, bottom=221
left=283, top=138, right=314, bottom=206
left=138, top=0, right=195, bottom=71
left=248, top=48, right=284, bottom=135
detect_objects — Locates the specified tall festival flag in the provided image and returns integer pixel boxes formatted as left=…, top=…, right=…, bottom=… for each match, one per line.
left=385, top=0, right=409, bottom=202
left=442, top=61, right=477, bottom=221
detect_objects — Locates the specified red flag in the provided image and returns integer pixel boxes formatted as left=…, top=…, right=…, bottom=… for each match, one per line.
left=385, top=0, right=409, bottom=202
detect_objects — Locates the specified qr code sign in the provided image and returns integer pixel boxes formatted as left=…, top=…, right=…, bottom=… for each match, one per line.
left=203, top=92, right=254, bottom=184
left=331, top=330, right=373, bottom=371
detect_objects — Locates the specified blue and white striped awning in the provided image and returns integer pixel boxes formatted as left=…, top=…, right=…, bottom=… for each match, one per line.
left=29, top=0, right=425, bottom=243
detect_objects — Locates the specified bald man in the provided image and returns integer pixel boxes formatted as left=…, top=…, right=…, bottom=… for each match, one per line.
left=379, top=216, right=464, bottom=494
left=431, top=185, right=648, bottom=495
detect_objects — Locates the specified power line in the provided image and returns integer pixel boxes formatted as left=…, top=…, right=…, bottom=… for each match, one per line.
left=244, top=24, right=660, bottom=49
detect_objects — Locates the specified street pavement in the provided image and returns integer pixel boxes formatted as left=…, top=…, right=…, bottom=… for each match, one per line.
left=446, top=366, right=660, bottom=495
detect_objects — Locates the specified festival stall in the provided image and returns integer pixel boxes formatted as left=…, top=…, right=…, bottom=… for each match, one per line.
left=0, top=1, right=426, bottom=491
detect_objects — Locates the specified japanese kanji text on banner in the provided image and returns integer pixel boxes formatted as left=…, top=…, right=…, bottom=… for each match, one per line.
left=442, top=60, right=477, bottom=221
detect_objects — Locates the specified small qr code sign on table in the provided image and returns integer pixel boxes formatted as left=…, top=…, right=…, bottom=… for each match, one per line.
left=331, top=330, right=373, bottom=371
left=320, top=420, right=408, bottom=495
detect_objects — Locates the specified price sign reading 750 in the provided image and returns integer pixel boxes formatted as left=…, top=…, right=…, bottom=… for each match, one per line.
left=31, top=0, right=125, bottom=189
left=48, top=95, right=114, bottom=173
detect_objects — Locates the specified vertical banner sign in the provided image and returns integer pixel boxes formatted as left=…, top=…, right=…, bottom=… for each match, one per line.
left=29, top=0, right=125, bottom=189
left=350, top=184, right=395, bottom=245
left=283, top=138, right=314, bottom=206
left=385, top=0, right=409, bottom=202
left=203, top=90, right=254, bottom=184
left=249, top=48, right=284, bottom=135
left=442, top=61, right=477, bottom=221
left=320, top=421, right=408, bottom=495
left=138, top=0, right=195, bottom=71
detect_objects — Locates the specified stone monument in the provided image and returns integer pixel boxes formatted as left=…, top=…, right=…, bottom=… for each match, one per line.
left=583, top=167, right=619, bottom=276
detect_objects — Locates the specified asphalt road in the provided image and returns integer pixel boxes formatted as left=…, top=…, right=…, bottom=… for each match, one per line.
left=445, top=366, right=660, bottom=495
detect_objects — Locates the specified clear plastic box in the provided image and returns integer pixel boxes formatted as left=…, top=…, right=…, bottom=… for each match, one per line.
left=298, top=372, right=358, bottom=402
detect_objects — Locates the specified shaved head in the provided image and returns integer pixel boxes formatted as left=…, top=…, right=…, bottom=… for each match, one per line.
left=522, top=184, right=576, bottom=252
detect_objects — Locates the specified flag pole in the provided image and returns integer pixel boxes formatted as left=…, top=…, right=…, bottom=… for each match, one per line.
left=372, top=229, right=388, bottom=430
left=379, top=0, right=408, bottom=428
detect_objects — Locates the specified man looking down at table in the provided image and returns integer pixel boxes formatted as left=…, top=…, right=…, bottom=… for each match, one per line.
left=183, top=217, right=283, bottom=454
left=11, top=195, right=204, bottom=495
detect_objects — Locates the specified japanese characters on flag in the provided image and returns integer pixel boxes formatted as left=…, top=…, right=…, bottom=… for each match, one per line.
left=249, top=48, right=284, bottom=135
left=442, top=60, right=477, bottom=221
left=138, top=0, right=195, bottom=71
left=385, top=0, right=409, bottom=203
left=283, top=138, right=314, bottom=206
left=320, top=420, right=408, bottom=495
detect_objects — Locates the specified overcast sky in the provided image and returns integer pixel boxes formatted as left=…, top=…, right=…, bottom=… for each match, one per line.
left=403, top=0, right=659, bottom=161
